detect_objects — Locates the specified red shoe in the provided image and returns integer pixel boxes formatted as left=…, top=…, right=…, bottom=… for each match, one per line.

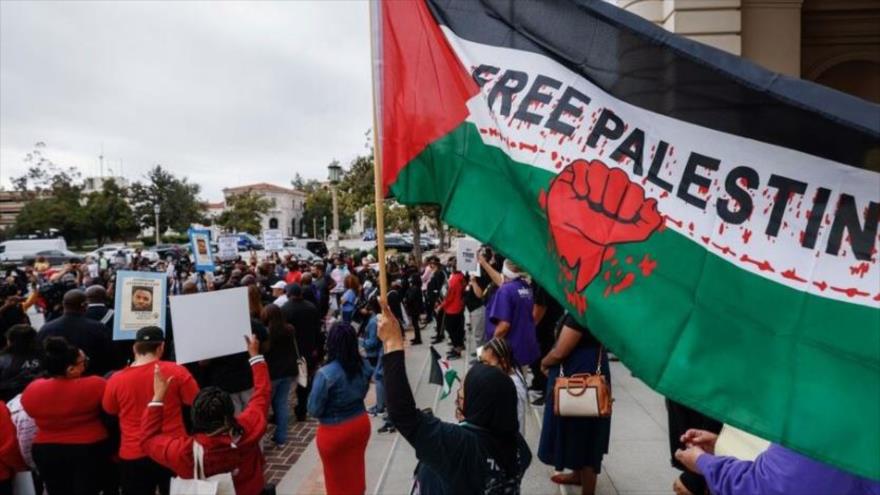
left=551, top=473, right=582, bottom=486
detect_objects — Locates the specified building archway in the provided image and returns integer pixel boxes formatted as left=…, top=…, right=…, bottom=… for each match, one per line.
left=269, top=218, right=279, bottom=229
left=812, top=59, right=880, bottom=104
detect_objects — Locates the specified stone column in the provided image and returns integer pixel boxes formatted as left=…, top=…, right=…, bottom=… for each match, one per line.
left=741, top=0, right=804, bottom=76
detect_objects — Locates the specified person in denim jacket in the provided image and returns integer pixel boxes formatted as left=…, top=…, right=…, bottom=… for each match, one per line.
left=308, top=322, right=373, bottom=495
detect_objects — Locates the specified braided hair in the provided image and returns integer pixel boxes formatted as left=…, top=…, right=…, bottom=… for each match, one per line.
left=485, top=337, right=518, bottom=374
left=326, top=322, right=362, bottom=378
left=191, top=386, right=243, bottom=436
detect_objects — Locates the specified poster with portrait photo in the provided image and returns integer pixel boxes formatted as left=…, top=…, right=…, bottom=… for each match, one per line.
left=188, top=228, right=215, bottom=272
left=113, top=270, right=167, bottom=341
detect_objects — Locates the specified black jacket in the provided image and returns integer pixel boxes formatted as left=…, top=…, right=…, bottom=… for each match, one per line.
left=202, top=318, right=268, bottom=393
left=38, top=313, right=115, bottom=376
left=281, top=298, right=322, bottom=369
left=383, top=350, right=531, bottom=494
left=265, top=323, right=299, bottom=380
left=84, top=304, right=130, bottom=369
left=0, top=351, right=43, bottom=402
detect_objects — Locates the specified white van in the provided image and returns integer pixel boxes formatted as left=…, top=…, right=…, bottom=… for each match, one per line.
left=0, top=238, right=68, bottom=263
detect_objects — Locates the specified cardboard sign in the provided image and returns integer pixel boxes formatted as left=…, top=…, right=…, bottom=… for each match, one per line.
left=218, top=235, right=239, bottom=261
left=188, top=228, right=214, bottom=272
left=263, top=229, right=284, bottom=251
left=169, top=286, right=251, bottom=363
left=113, top=270, right=167, bottom=340
left=456, top=238, right=480, bottom=274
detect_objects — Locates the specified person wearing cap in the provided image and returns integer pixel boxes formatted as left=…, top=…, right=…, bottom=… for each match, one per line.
left=102, top=326, right=200, bottom=495
left=270, top=280, right=288, bottom=307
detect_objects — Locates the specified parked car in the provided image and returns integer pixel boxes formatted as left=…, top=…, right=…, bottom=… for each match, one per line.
left=0, top=237, right=68, bottom=264
left=87, top=245, right=159, bottom=264
left=280, top=245, right=322, bottom=263
left=289, top=238, right=328, bottom=258
left=23, top=249, right=82, bottom=266
left=153, top=244, right=188, bottom=261
left=362, top=228, right=376, bottom=241
left=382, top=234, right=414, bottom=253
left=235, top=233, right=263, bottom=251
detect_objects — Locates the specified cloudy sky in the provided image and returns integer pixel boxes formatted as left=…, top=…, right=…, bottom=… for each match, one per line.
left=0, top=0, right=373, bottom=201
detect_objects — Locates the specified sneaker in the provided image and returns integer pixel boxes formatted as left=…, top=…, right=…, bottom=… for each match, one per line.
left=378, top=423, right=395, bottom=434
left=447, top=350, right=462, bottom=360
left=410, top=339, right=423, bottom=345
left=531, top=396, right=545, bottom=406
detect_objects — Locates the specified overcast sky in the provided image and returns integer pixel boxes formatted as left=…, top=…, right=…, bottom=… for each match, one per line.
left=0, top=0, right=373, bottom=201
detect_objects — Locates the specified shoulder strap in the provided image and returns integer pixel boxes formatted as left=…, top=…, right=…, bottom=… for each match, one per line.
left=192, top=440, right=203, bottom=479
left=100, top=309, right=114, bottom=325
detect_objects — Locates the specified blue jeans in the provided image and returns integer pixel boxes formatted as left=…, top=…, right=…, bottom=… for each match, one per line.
left=271, top=377, right=293, bottom=444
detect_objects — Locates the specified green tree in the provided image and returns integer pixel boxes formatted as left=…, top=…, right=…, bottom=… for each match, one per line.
left=11, top=142, right=89, bottom=245
left=302, top=186, right=352, bottom=238
left=216, top=190, right=274, bottom=234
left=84, top=179, right=139, bottom=245
left=129, top=165, right=205, bottom=234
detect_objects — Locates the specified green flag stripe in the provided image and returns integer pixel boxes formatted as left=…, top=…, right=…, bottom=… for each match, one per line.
left=390, top=121, right=880, bottom=479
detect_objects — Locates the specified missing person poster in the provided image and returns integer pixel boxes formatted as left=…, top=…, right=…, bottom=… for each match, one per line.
left=218, top=235, right=239, bottom=261
left=456, top=238, right=480, bottom=275
left=263, top=229, right=283, bottom=251
left=188, top=228, right=215, bottom=272
left=169, top=286, right=251, bottom=363
left=113, top=270, right=167, bottom=341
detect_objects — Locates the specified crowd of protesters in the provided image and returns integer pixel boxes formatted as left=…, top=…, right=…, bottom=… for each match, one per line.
left=2, top=243, right=879, bottom=495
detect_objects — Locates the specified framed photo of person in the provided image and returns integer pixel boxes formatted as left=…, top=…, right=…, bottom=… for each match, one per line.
left=188, top=227, right=215, bottom=272
left=113, top=270, right=167, bottom=341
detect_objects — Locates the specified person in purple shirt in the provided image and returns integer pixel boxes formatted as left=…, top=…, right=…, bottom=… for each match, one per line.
left=484, top=259, right=540, bottom=368
left=674, top=428, right=880, bottom=495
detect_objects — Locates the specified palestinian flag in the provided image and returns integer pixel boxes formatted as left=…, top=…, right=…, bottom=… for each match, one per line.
left=372, top=0, right=880, bottom=478
left=429, top=346, right=459, bottom=400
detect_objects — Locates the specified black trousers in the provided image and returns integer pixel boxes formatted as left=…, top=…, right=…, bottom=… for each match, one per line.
left=120, top=457, right=173, bottom=495
left=32, top=441, right=112, bottom=495
left=424, top=293, right=438, bottom=323
left=666, top=399, right=723, bottom=494
left=408, top=311, right=422, bottom=342
left=445, top=312, right=465, bottom=348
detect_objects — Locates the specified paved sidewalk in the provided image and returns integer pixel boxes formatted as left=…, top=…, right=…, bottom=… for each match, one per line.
left=275, top=324, right=679, bottom=495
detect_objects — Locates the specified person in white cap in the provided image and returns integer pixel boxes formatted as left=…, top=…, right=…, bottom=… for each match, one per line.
left=271, top=281, right=288, bottom=307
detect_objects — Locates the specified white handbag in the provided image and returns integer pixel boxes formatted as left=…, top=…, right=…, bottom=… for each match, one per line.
left=292, top=336, right=308, bottom=388
left=169, top=440, right=236, bottom=495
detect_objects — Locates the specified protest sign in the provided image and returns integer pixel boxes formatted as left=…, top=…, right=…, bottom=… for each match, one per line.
left=169, top=286, right=250, bottom=363
left=456, top=238, right=480, bottom=274
left=113, top=271, right=167, bottom=341
left=188, top=228, right=214, bottom=272
left=263, top=229, right=284, bottom=251
left=218, top=235, right=238, bottom=261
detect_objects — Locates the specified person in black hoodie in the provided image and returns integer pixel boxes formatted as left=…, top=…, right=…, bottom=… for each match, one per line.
left=378, top=302, right=531, bottom=494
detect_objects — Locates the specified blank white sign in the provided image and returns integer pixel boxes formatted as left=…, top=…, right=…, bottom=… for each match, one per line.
left=169, top=286, right=251, bottom=364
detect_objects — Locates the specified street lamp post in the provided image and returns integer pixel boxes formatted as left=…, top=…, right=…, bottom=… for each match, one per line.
left=328, top=162, right=342, bottom=253
left=153, top=204, right=161, bottom=245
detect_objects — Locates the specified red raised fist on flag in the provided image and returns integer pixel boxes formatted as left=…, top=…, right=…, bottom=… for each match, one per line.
left=546, top=159, right=662, bottom=292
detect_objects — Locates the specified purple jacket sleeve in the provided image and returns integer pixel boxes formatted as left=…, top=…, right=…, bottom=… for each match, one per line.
left=697, top=444, right=880, bottom=495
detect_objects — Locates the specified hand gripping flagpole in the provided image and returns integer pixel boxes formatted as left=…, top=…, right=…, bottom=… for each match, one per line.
left=369, top=0, right=388, bottom=302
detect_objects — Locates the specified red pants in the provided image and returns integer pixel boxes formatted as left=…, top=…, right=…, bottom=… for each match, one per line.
left=316, top=413, right=371, bottom=495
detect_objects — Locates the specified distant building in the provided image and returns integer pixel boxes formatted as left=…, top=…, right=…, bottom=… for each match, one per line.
left=0, top=190, right=28, bottom=230
left=610, top=0, right=879, bottom=103
left=82, top=176, right=128, bottom=195
left=222, top=183, right=306, bottom=237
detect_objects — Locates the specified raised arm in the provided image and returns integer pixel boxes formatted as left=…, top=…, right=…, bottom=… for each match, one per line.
left=379, top=302, right=475, bottom=475
left=140, top=364, right=191, bottom=474
left=237, top=334, right=270, bottom=430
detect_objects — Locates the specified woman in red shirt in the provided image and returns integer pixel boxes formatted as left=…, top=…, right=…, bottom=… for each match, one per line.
left=141, top=335, right=270, bottom=495
left=21, top=337, right=110, bottom=495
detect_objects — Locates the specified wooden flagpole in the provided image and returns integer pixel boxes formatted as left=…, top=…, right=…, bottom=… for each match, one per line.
left=369, top=0, right=388, bottom=302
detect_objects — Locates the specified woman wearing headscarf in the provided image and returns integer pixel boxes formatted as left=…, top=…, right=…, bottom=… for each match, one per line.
left=378, top=302, right=532, bottom=494
left=308, top=322, right=373, bottom=495
left=479, top=337, right=529, bottom=436
left=141, top=335, right=269, bottom=495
